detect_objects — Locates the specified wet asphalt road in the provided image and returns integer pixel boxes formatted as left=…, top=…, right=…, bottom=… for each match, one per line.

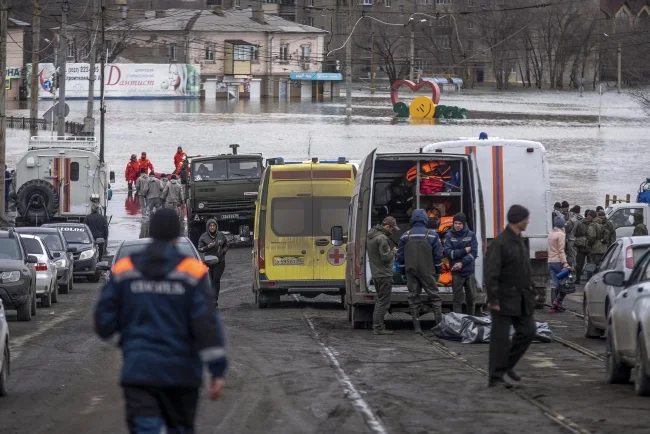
left=1, top=248, right=650, bottom=434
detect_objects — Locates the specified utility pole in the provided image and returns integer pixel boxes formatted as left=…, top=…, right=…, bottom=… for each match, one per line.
left=0, top=0, right=7, bottom=218
left=85, top=0, right=100, bottom=135
left=99, top=0, right=106, bottom=164
left=57, top=2, right=69, bottom=137
left=409, top=27, right=414, bottom=81
left=370, top=32, right=375, bottom=95
left=617, top=42, right=621, bottom=94
left=345, top=6, right=352, bottom=117
left=30, top=0, right=40, bottom=137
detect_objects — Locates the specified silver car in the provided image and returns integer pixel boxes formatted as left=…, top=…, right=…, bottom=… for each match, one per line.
left=0, top=299, right=8, bottom=396
left=602, top=251, right=650, bottom=396
left=583, top=237, right=650, bottom=338
left=20, top=235, right=58, bottom=308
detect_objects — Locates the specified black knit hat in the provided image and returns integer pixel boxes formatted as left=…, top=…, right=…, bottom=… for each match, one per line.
left=149, top=208, right=181, bottom=241
left=570, top=205, right=581, bottom=213
left=453, top=212, right=467, bottom=224
left=553, top=202, right=562, bottom=209
left=561, top=200, right=570, bottom=208
left=507, top=204, right=530, bottom=224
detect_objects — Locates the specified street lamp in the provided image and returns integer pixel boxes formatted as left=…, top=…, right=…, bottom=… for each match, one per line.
left=603, top=33, right=621, bottom=94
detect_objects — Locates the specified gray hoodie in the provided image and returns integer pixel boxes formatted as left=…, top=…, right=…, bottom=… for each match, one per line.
left=197, top=219, right=228, bottom=262
left=135, top=173, right=149, bottom=197
left=163, top=179, right=184, bottom=205
left=146, top=176, right=163, bottom=199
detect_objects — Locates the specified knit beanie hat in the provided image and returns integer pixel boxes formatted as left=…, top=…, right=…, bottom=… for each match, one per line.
left=149, top=208, right=181, bottom=241
left=507, top=205, right=530, bottom=224
left=453, top=213, right=467, bottom=225
left=554, top=216, right=565, bottom=229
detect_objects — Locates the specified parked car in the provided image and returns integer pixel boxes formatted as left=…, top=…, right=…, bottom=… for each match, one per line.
left=0, top=299, right=8, bottom=396
left=97, top=237, right=202, bottom=280
left=583, top=237, right=650, bottom=338
left=42, top=223, right=104, bottom=283
left=0, top=229, right=38, bottom=321
left=601, top=251, right=650, bottom=396
left=15, top=227, right=76, bottom=294
left=19, top=235, right=59, bottom=308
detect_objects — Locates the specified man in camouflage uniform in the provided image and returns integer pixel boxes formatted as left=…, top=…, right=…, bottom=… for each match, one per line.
left=598, top=210, right=616, bottom=247
left=574, top=209, right=594, bottom=284
left=587, top=210, right=606, bottom=266
left=633, top=213, right=649, bottom=236
left=564, top=205, right=582, bottom=269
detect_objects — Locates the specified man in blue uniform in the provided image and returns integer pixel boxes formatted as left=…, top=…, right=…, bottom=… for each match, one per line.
left=94, top=208, right=228, bottom=433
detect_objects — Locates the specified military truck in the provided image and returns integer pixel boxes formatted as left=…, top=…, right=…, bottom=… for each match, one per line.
left=184, top=145, right=263, bottom=247
left=14, top=136, right=114, bottom=226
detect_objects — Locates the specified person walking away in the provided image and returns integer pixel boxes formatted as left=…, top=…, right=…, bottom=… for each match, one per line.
left=84, top=203, right=109, bottom=259
left=587, top=210, right=606, bottom=266
left=162, top=174, right=185, bottom=216
left=197, top=219, right=228, bottom=306
left=94, top=209, right=227, bottom=434
left=125, top=154, right=139, bottom=191
left=548, top=216, right=569, bottom=312
left=564, top=205, right=582, bottom=269
left=396, top=210, right=443, bottom=334
left=444, top=212, right=478, bottom=316
left=138, top=152, right=155, bottom=175
left=573, top=210, right=594, bottom=284
left=485, top=205, right=537, bottom=388
left=174, top=146, right=187, bottom=171
left=598, top=210, right=616, bottom=247
left=633, top=213, right=649, bottom=236
left=146, top=174, right=164, bottom=216
left=135, top=169, right=149, bottom=213
left=367, top=216, right=399, bottom=335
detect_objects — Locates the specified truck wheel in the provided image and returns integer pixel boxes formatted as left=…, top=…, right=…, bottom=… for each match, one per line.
left=16, top=295, right=32, bottom=322
left=30, top=288, right=37, bottom=316
left=16, top=179, right=59, bottom=222
left=347, top=302, right=352, bottom=322
left=255, top=291, right=267, bottom=309
left=51, top=283, right=59, bottom=304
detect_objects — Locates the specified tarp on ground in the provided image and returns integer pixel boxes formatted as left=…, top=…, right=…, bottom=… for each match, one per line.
left=430, top=312, right=553, bottom=344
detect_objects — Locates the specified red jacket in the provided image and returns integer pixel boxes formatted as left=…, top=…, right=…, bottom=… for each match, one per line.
left=174, top=151, right=186, bottom=169
left=125, top=161, right=140, bottom=183
left=138, top=158, right=154, bottom=175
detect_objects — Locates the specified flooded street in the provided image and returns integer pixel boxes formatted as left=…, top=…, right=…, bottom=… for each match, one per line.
left=5, top=88, right=648, bottom=241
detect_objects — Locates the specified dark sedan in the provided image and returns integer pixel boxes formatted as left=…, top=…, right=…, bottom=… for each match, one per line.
left=15, top=228, right=76, bottom=294
left=42, top=223, right=104, bottom=283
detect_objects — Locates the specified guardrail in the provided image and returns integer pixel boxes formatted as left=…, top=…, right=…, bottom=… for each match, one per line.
left=6, top=116, right=87, bottom=135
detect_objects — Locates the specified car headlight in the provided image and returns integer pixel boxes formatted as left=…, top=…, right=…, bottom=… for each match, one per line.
left=2, top=271, right=21, bottom=283
left=79, top=249, right=96, bottom=260
left=198, top=202, right=205, bottom=210
left=55, top=259, right=68, bottom=268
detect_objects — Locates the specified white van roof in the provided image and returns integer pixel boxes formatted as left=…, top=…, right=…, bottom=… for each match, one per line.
left=423, top=139, right=546, bottom=153
left=29, top=136, right=97, bottom=152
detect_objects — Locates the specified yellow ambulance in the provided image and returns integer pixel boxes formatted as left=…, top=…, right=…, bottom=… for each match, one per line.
left=252, top=158, right=356, bottom=308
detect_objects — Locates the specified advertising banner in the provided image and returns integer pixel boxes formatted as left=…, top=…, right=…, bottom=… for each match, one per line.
left=26, top=63, right=201, bottom=99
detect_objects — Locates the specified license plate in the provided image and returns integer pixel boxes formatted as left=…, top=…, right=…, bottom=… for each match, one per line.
left=273, top=257, right=304, bottom=266
left=218, top=213, right=239, bottom=220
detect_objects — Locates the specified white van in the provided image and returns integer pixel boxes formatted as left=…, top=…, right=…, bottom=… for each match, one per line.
left=340, top=139, right=551, bottom=329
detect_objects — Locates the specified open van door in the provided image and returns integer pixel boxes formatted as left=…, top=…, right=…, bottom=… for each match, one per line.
left=468, top=149, right=487, bottom=293
left=353, top=149, right=376, bottom=292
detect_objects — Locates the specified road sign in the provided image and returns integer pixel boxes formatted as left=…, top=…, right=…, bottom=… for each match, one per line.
left=43, top=103, right=70, bottom=122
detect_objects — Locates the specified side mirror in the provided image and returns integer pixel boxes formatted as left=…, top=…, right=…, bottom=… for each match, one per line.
left=96, top=261, right=111, bottom=271
left=603, top=271, right=625, bottom=287
left=95, top=238, right=105, bottom=245
left=109, top=171, right=116, bottom=183
left=27, top=255, right=38, bottom=264
left=52, top=251, right=62, bottom=258
left=331, top=226, right=344, bottom=246
left=67, top=247, right=77, bottom=253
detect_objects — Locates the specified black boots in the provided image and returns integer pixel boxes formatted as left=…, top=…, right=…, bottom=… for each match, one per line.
left=411, top=308, right=423, bottom=335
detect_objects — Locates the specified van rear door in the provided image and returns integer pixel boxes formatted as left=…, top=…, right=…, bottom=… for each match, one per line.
left=311, top=165, right=355, bottom=281
left=264, top=165, right=315, bottom=282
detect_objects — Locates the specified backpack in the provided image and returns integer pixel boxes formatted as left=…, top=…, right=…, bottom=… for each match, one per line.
left=587, top=223, right=601, bottom=246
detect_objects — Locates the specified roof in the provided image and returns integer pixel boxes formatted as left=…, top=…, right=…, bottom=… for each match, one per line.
left=601, top=0, right=650, bottom=16
left=8, top=17, right=30, bottom=27
left=110, top=8, right=327, bottom=34
left=224, top=39, right=255, bottom=45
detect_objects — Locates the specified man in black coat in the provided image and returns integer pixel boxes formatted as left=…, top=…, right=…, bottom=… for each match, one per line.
left=484, top=205, right=537, bottom=388
left=84, top=203, right=109, bottom=259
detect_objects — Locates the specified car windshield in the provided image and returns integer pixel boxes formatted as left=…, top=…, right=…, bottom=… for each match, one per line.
left=59, top=227, right=91, bottom=244
left=22, top=238, right=44, bottom=255
left=25, top=232, right=63, bottom=251
left=192, top=159, right=261, bottom=181
left=115, top=241, right=196, bottom=262
left=0, top=238, right=20, bottom=260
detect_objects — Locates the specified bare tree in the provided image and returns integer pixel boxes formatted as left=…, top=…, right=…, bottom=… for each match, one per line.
left=356, top=23, right=410, bottom=86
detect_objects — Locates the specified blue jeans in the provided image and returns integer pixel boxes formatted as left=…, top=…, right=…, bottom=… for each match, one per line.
left=548, top=262, right=564, bottom=289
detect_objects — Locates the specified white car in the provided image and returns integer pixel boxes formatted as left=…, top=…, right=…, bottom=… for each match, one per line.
left=0, top=299, right=9, bottom=396
left=602, top=251, right=650, bottom=396
left=19, top=235, right=58, bottom=308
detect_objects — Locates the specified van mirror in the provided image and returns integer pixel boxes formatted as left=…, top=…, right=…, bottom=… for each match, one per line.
left=331, top=226, right=344, bottom=246
left=109, top=171, right=116, bottom=183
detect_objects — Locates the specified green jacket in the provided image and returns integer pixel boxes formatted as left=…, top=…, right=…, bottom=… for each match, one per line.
left=634, top=224, right=649, bottom=236
left=600, top=218, right=616, bottom=247
left=483, top=226, right=535, bottom=317
left=589, top=220, right=607, bottom=255
left=367, top=225, right=395, bottom=279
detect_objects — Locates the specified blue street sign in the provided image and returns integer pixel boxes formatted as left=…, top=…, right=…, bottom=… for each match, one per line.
left=289, top=72, right=343, bottom=81
left=43, top=80, right=52, bottom=90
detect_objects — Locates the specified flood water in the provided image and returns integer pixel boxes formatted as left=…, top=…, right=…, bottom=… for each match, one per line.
left=6, top=87, right=648, bottom=241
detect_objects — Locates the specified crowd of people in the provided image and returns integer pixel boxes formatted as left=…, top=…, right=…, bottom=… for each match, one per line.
left=124, top=147, right=189, bottom=191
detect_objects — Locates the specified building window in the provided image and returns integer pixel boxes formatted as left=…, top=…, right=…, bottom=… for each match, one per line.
left=279, top=44, right=289, bottom=61
left=435, top=37, right=450, bottom=48
left=362, top=0, right=372, bottom=5
left=207, top=0, right=223, bottom=5
left=301, top=45, right=311, bottom=61
left=234, top=45, right=252, bottom=60
left=307, top=0, right=314, bottom=6
left=251, top=45, right=259, bottom=61
left=418, top=0, right=433, bottom=5
left=436, top=0, right=452, bottom=4
left=468, top=0, right=474, bottom=5
left=235, top=0, right=241, bottom=6
left=384, top=0, right=391, bottom=6
left=306, top=16, right=314, bottom=26
left=205, top=44, right=216, bottom=62
left=468, top=21, right=473, bottom=29
left=67, top=39, right=75, bottom=58
left=169, top=44, right=177, bottom=61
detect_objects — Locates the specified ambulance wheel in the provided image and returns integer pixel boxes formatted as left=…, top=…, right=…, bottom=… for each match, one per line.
left=255, top=291, right=268, bottom=309
left=16, top=179, right=59, bottom=222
